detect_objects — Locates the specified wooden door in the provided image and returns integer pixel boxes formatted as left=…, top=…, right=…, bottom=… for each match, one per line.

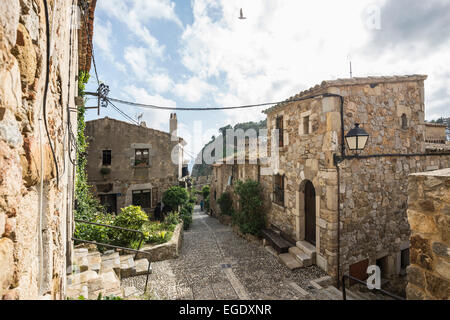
left=305, top=181, right=316, bottom=245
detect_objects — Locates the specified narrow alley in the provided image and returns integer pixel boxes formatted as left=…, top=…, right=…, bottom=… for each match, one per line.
left=124, top=207, right=327, bottom=300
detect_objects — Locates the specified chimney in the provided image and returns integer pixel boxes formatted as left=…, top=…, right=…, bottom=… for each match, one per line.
left=170, top=113, right=178, bottom=141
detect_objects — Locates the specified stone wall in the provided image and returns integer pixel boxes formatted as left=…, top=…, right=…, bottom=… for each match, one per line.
left=85, top=117, right=182, bottom=214
left=0, top=0, right=81, bottom=299
left=406, top=168, right=450, bottom=300
left=425, top=123, right=447, bottom=144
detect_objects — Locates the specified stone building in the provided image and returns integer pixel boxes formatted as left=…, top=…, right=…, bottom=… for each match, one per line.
left=211, top=75, right=450, bottom=286
left=85, top=114, right=186, bottom=215
left=0, top=0, right=97, bottom=299
left=406, top=168, right=449, bottom=300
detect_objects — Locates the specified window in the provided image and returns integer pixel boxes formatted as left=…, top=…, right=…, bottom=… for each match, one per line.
left=401, top=114, right=408, bottom=129
left=135, top=149, right=149, bottom=166
left=132, top=190, right=151, bottom=210
left=303, top=116, right=310, bottom=134
left=99, top=194, right=117, bottom=214
left=276, top=116, right=284, bottom=147
left=273, top=174, right=284, bottom=206
left=102, top=150, right=111, bottom=166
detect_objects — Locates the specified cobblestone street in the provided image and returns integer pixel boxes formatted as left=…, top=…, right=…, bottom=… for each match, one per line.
left=124, top=207, right=326, bottom=300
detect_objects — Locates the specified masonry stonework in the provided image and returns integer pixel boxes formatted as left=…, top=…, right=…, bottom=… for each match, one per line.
left=406, top=168, right=450, bottom=300
left=85, top=117, right=184, bottom=215
left=0, top=0, right=87, bottom=299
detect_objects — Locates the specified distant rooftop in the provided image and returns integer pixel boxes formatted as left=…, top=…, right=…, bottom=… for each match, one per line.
left=263, top=74, right=428, bottom=114
left=86, top=117, right=185, bottom=143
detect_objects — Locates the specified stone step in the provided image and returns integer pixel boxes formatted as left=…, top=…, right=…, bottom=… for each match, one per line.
left=345, top=289, right=367, bottom=300
left=87, top=251, right=102, bottom=272
left=88, top=270, right=122, bottom=299
left=120, top=255, right=136, bottom=278
left=278, top=253, right=302, bottom=270
left=123, top=286, right=139, bottom=299
left=66, top=270, right=99, bottom=299
left=261, top=229, right=291, bottom=254
left=73, top=248, right=89, bottom=272
left=321, top=287, right=342, bottom=300
left=312, top=276, right=332, bottom=287
left=100, top=251, right=121, bottom=275
left=264, top=245, right=278, bottom=257
left=296, top=240, right=316, bottom=260
left=134, top=259, right=151, bottom=276
left=326, top=286, right=347, bottom=300
left=288, top=247, right=313, bottom=267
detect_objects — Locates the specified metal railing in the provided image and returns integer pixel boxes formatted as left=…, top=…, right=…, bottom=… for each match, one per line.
left=73, top=219, right=152, bottom=293
left=341, top=275, right=405, bottom=301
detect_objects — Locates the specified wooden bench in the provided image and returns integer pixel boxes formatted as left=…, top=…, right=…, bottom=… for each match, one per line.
left=261, top=229, right=292, bottom=254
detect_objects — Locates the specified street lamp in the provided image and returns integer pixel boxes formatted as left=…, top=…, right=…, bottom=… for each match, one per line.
left=344, top=123, right=369, bottom=153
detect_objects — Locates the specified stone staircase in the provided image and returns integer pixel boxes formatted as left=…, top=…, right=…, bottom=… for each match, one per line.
left=265, top=238, right=316, bottom=271
left=66, top=247, right=151, bottom=299
left=293, top=276, right=394, bottom=300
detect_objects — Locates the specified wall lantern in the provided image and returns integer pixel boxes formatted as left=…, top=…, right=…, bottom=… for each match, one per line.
left=344, top=123, right=369, bottom=153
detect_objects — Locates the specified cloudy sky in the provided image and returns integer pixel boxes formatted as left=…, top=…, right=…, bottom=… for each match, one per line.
left=85, top=0, right=450, bottom=165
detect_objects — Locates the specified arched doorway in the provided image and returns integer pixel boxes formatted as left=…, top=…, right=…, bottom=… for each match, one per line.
left=304, top=180, right=316, bottom=245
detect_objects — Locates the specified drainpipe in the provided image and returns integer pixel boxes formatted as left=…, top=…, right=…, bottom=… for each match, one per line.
left=327, top=94, right=345, bottom=289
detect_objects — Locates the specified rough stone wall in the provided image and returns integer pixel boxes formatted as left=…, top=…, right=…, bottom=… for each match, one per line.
left=0, top=0, right=79, bottom=299
left=425, top=123, right=447, bottom=143
left=406, top=168, right=450, bottom=300
left=337, top=80, right=449, bottom=280
left=85, top=118, right=181, bottom=213
left=262, top=94, right=339, bottom=273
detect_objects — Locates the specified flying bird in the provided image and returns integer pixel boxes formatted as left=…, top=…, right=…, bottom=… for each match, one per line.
left=238, top=8, right=247, bottom=19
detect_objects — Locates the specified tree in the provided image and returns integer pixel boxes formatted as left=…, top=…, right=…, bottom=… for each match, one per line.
left=162, top=186, right=189, bottom=210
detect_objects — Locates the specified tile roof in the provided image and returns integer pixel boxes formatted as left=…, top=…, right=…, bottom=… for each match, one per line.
left=263, top=74, right=428, bottom=114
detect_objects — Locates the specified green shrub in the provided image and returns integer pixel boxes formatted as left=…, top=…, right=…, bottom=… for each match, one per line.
left=217, top=192, right=233, bottom=216
left=162, top=186, right=189, bottom=210
left=180, top=207, right=193, bottom=230
left=111, top=205, right=148, bottom=247
left=163, top=211, right=180, bottom=228
left=74, top=212, right=115, bottom=246
left=233, top=180, right=265, bottom=236
left=141, top=212, right=178, bottom=244
left=202, top=185, right=211, bottom=212
left=201, top=185, right=210, bottom=199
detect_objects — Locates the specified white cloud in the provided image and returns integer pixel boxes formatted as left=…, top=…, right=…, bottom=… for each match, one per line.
left=147, top=73, right=174, bottom=93
left=174, top=77, right=217, bottom=103
left=124, top=47, right=150, bottom=80
left=97, top=0, right=182, bottom=60
left=94, top=18, right=127, bottom=73
left=180, top=0, right=450, bottom=123
left=122, top=85, right=177, bottom=131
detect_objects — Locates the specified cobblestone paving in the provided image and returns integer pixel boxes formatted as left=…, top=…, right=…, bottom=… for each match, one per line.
left=123, top=207, right=326, bottom=300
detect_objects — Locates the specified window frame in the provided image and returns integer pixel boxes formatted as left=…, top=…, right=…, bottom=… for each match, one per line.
left=102, top=150, right=112, bottom=166
left=273, top=174, right=285, bottom=207
left=132, top=189, right=152, bottom=210
left=276, top=116, right=284, bottom=148
left=303, top=115, right=310, bottom=135
left=134, top=148, right=150, bottom=167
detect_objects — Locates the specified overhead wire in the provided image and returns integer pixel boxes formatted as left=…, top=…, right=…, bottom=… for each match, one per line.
left=43, top=0, right=60, bottom=187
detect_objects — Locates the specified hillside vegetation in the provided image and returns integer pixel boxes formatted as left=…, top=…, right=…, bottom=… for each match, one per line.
left=192, top=120, right=267, bottom=177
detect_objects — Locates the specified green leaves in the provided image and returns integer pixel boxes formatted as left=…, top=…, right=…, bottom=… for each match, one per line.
left=162, top=186, right=189, bottom=209
left=232, top=179, right=265, bottom=236
left=217, top=192, right=234, bottom=216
